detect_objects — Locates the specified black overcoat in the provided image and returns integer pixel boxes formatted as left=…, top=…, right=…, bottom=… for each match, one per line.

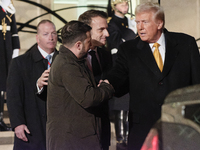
left=107, top=29, right=200, bottom=149
left=7, top=44, right=58, bottom=150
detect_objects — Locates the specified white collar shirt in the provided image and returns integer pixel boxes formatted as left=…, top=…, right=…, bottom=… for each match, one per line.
left=38, top=45, right=55, bottom=62
left=149, top=32, right=166, bottom=64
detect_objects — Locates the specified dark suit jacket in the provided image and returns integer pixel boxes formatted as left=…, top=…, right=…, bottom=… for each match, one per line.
left=107, top=29, right=200, bottom=149
left=87, top=46, right=112, bottom=149
left=7, top=44, right=58, bottom=150
left=93, top=46, right=112, bottom=83
left=97, top=46, right=112, bottom=149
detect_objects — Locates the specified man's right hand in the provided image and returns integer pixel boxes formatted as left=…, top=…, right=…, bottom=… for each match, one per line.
left=98, top=79, right=110, bottom=87
left=15, top=124, right=30, bottom=142
left=37, top=68, right=50, bottom=89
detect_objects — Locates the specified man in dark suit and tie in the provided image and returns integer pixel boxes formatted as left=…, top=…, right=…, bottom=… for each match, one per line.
left=78, top=10, right=112, bottom=150
left=78, top=10, right=112, bottom=84
left=6, top=20, right=58, bottom=150
left=106, top=2, right=200, bottom=150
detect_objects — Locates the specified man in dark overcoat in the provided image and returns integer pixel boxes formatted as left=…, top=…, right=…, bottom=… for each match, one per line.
left=7, top=20, right=58, bottom=150
left=107, top=2, right=200, bottom=150
left=46, top=21, right=114, bottom=150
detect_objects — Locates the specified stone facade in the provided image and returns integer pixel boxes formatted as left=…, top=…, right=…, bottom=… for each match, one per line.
left=13, top=0, right=200, bottom=54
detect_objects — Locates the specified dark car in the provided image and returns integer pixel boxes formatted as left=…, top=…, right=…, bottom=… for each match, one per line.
left=141, top=84, right=200, bottom=150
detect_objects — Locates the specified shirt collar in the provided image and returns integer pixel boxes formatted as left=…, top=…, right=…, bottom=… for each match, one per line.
left=149, top=32, right=165, bottom=49
left=38, top=45, right=55, bottom=58
left=88, top=47, right=97, bottom=53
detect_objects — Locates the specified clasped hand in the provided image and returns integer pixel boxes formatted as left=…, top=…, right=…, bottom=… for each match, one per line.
left=98, top=79, right=110, bottom=87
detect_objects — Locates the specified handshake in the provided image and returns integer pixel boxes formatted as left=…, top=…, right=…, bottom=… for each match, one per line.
left=98, top=79, right=110, bottom=87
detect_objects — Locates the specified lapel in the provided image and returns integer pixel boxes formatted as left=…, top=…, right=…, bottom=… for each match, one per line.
left=86, top=63, right=97, bottom=87
left=25, top=44, right=47, bottom=95
left=161, top=29, right=179, bottom=80
left=52, top=50, right=59, bottom=62
left=97, top=47, right=103, bottom=65
left=31, top=44, right=59, bottom=72
left=31, top=44, right=47, bottom=75
left=137, top=39, right=162, bottom=78
left=96, top=46, right=107, bottom=71
left=136, top=29, right=179, bottom=80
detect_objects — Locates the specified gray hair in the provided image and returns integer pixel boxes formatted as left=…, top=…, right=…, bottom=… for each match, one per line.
left=135, top=2, right=165, bottom=28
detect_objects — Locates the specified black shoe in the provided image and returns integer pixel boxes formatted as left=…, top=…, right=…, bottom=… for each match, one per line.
left=116, top=141, right=127, bottom=150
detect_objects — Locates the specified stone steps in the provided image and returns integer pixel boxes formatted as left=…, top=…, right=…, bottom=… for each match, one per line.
left=0, top=104, right=14, bottom=150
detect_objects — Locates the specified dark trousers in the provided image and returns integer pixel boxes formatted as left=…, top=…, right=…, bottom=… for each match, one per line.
left=114, top=110, right=129, bottom=142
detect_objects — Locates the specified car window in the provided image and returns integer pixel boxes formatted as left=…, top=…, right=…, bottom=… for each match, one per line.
left=184, top=104, right=200, bottom=126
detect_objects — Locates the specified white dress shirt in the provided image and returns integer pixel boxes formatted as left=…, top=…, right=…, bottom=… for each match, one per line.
left=149, top=32, right=166, bottom=64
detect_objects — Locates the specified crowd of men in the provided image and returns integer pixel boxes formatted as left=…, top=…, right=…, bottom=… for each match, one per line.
left=4, top=1, right=200, bottom=150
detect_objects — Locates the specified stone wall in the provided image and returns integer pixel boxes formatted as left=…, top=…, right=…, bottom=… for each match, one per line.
left=140, top=0, right=200, bottom=48
left=13, top=0, right=200, bottom=55
left=13, top=0, right=52, bottom=54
